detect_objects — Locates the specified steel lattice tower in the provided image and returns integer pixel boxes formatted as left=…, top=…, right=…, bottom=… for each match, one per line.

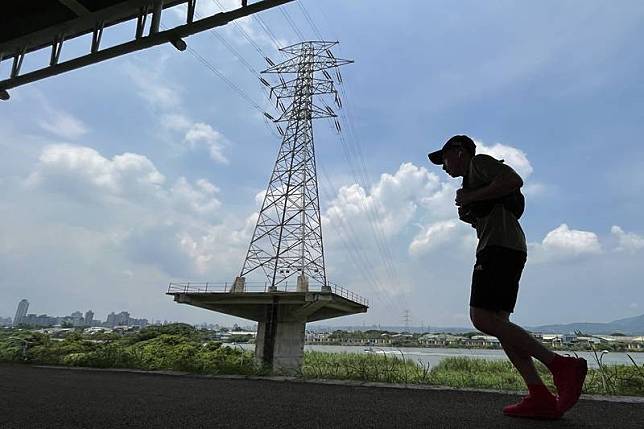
left=238, top=41, right=351, bottom=291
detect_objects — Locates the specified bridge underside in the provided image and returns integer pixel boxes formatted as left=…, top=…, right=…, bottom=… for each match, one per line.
left=168, top=291, right=367, bottom=323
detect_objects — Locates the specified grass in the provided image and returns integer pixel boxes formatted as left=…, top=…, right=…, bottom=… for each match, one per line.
left=2, top=327, right=643, bottom=396
left=300, top=351, right=644, bottom=396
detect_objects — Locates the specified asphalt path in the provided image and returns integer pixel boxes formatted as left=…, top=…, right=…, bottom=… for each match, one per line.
left=1, top=364, right=642, bottom=428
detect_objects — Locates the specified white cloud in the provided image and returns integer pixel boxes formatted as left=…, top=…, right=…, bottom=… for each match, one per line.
left=17, top=143, right=253, bottom=282
left=39, top=110, right=89, bottom=140
left=169, top=177, right=221, bottom=217
left=27, top=144, right=165, bottom=199
left=409, top=220, right=459, bottom=256
left=125, top=60, right=231, bottom=164
left=475, top=140, right=533, bottom=178
left=324, top=162, right=444, bottom=240
left=611, top=225, right=644, bottom=253
left=522, top=182, right=549, bottom=197
left=25, top=144, right=227, bottom=225
left=530, top=224, right=602, bottom=262
left=184, top=122, right=229, bottom=164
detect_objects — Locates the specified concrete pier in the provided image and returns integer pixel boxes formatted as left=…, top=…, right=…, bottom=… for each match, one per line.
left=168, top=283, right=368, bottom=374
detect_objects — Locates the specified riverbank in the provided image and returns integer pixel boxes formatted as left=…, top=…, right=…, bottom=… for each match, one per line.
left=301, top=351, right=644, bottom=396
left=298, top=344, right=644, bottom=369
left=2, top=325, right=643, bottom=396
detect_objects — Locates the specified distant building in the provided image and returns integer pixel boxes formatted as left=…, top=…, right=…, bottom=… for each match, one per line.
left=13, top=299, right=29, bottom=326
left=106, top=311, right=130, bottom=327
left=84, top=310, right=94, bottom=326
left=0, top=316, right=13, bottom=326
left=129, top=318, right=148, bottom=328
left=22, top=314, right=57, bottom=327
left=70, top=311, right=84, bottom=327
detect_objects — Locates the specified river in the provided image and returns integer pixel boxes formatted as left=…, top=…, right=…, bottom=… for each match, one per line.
left=236, top=344, right=644, bottom=369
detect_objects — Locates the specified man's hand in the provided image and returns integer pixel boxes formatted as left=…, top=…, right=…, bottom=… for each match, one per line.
left=458, top=206, right=477, bottom=227
left=455, top=188, right=477, bottom=207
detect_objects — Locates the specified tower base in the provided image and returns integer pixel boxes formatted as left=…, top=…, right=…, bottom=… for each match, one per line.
left=255, top=318, right=305, bottom=374
left=168, top=287, right=368, bottom=374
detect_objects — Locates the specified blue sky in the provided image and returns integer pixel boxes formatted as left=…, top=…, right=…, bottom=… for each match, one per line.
left=1, top=0, right=644, bottom=328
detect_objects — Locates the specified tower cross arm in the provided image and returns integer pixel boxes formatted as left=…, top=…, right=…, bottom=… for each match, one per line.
left=263, top=57, right=353, bottom=74
left=270, top=78, right=335, bottom=98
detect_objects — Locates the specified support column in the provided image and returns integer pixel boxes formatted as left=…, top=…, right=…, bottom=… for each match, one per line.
left=254, top=298, right=306, bottom=375
left=230, top=276, right=245, bottom=293
left=296, top=274, right=309, bottom=292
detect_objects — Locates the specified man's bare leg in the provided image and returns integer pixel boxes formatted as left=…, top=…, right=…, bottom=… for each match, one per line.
left=470, top=306, right=564, bottom=418
left=469, top=306, right=557, bottom=366
left=495, top=311, right=546, bottom=386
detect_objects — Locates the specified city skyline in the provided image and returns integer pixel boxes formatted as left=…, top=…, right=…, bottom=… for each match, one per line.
left=5, top=298, right=150, bottom=328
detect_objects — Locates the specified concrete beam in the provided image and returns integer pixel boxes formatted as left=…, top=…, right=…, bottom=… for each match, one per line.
left=170, top=291, right=367, bottom=322
left=0, top=0, right=295, bottom=93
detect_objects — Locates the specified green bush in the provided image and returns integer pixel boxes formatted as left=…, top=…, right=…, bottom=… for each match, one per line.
left=2, top=328, right=642, bottom=396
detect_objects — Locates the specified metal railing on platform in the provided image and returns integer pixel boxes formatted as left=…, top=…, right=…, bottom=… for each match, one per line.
left=166, top=281, right=368, bottom=307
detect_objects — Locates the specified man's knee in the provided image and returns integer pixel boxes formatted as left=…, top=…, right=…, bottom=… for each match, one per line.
left=470, top=307, right=504, bottom=334
left=469, top=307, right=490, bottom=332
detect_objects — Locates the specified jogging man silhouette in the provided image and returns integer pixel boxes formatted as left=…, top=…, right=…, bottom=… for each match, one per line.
left=428, top=135, right=587, bottom=419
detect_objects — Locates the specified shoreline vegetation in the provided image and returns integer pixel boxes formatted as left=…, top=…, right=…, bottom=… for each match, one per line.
left=2, top=324, right=643, bottom=397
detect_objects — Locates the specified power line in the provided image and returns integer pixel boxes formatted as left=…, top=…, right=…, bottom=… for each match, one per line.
left=318, top=161, right=405, bottom=317
left=253, top=14, right=282, bottom=51
left=159, top=21, right=265, bottom=113
left=280, top=6, right=305, bottom=40
left=185, top=45, right=263, bottom=111
left=212, top=0, right=268, bottom=57
left=297, top=3, right=409, bottom=311
left=196, top=10, right=260, bottom=75
left=297, top=1, right=323, bottom=40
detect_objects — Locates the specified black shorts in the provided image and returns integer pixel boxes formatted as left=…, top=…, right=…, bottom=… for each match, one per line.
left=470, top=246, right=527, bottom=313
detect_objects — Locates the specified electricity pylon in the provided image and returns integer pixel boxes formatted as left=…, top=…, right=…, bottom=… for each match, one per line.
left=237, top=41, right=351, bottom=292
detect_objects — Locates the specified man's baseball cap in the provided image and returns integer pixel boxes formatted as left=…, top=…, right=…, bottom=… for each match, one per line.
left=428, top=135, right=476, bottom=165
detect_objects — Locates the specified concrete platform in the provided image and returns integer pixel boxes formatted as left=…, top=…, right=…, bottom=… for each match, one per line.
left=167, top=290, right=368, bottom=322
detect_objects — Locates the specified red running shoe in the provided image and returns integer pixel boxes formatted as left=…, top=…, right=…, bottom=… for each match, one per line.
left=551, top=356, right=588, bottom=413
left=503, top=394, right=562, bottom=420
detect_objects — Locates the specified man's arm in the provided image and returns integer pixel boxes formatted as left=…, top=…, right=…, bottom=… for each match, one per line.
left=456, top=170, right=523, bottom=207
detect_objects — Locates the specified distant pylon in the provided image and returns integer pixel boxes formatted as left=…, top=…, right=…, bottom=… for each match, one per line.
left=239, top=41, right=352, bottom=290
left=403, top=309, right=410, bottom=332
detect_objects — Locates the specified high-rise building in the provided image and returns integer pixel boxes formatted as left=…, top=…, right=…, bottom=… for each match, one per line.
left=106, top=311, right=130, bottom=327
left=13, top=299, right=29, bottom=326
left=84, top=310, right=94, bottom=326
left=22, top=314, right=56, bottom=327
left=70, top=311, right=83, bottom=327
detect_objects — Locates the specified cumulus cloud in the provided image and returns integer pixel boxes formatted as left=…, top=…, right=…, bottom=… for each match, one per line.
left=529, top=224, right=602, bottom=263
left=324, top=162, right=444, bottom=240
left=475, top=140, right=534, bottom=178
left=26, top=144, right=165, bottom=201
left=542, top=224, right=602, bottom=254
left=169, top=177, right=221, bottom=217
left=16, top=144, right=271, bottom=293
left=409, top=220, right=460, bottom=256
left=30, top=144, right=229, bottom=224
left=611, top=225, right=644, bottom=253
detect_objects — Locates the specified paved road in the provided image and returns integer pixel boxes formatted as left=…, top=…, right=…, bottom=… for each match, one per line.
left=1, top=364, right=642, bottom=428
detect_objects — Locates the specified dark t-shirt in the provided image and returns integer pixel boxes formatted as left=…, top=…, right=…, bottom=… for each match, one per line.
left=464, top=154, right=527, bottom=254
